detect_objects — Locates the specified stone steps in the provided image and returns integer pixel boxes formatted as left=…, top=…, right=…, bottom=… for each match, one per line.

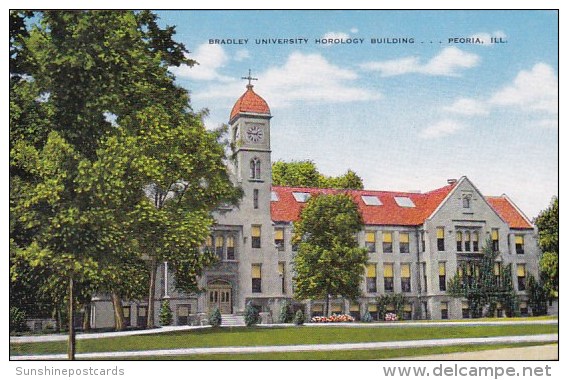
left=221, top=314, right=245, bottom=326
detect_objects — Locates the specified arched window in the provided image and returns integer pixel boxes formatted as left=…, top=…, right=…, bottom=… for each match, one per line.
left=250, top=158, right=261, bottom=179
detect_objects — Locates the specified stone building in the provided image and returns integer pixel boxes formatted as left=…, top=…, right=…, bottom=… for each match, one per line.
left=90, top=82, right=540, bottom=328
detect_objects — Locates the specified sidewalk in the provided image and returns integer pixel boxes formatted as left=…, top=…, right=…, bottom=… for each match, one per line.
left=10, top=319, right=558, bottom=344
left=10, top=333, right=558, bottom=360
left=393, top=343, right=558, bottom=360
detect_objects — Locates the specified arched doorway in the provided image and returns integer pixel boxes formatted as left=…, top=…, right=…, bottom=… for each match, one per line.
left=207, top=280, right=232, bottom=314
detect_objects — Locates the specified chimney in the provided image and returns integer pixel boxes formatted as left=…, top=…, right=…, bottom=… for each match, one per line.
left=447, top=178, right=457, bottom=185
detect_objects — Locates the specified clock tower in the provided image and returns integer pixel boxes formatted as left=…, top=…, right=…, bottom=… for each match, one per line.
left=229, top=72, right=272, bottom=187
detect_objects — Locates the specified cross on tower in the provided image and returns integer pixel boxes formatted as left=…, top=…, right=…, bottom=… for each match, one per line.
left=241, top=69, right=258, bottom=87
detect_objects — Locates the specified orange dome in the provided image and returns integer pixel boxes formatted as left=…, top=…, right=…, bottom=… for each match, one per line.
left=229, top=84, right=271, bottom=123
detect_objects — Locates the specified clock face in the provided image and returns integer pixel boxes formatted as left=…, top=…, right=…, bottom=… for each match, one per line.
left=246, top=125, right=264, bottom=143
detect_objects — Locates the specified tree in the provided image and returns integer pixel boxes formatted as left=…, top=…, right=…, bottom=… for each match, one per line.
left=159, top=299, right=173, bottom=326
left=292, top=194, right=368, bottom=316
left=526, top=273, right=548, bottom=316
left=272, top=160, right=364, bottom=189
left=10, top=10, right=239, bottom=358
left=448, top=240, right=518, bottom=318
left=534, top=196, right=558, bottom=300
left=244, top=302, right=260, bottom=327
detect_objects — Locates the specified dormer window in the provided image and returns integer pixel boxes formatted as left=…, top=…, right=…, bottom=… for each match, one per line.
left=361, top=195, right=382, bottom=206
left=394, top=196, right=415, bottom=208
left=463, top=194, right=472, bottom=208
left=250, top=158, right=261, bottom=180
left=292, top=192, right=311, bottom=203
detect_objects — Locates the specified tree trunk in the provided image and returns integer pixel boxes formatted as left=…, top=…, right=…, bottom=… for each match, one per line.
left=82, top=302, right=91, bottom=332
left=147, top=258, right=158, bottom=329
left=67, top=277, right=76, bottom=361
left=111, top=293, right=126, bottom=331
left=326, top=293, right=331, bottom=317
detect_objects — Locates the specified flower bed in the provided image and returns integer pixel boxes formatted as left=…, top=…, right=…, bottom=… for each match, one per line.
left=384, top=312, right=399, bottom=322
left=310, top=314, right=355, bottom=323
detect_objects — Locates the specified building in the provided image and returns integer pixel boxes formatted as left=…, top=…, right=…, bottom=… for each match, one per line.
left=90, top=82, right=540, bottom=328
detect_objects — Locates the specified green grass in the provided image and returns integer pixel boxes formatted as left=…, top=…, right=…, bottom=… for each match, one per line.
left=113, top=342, right=555, bottom=360
left=10, top=324, right=557, bottom=357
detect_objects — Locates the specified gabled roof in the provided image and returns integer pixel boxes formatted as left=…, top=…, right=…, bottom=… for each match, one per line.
left=270, top=183, right=457, bottom=226
left=486, top=195, right=533, bottom=229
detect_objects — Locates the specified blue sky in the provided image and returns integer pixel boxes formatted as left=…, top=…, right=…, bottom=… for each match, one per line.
left=156, top=10, right=558, bottom=219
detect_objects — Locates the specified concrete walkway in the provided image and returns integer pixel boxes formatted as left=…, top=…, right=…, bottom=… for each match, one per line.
left=10, top=333, right=558, bottom=360
left=393, top=343, right=558, bottom=360
left=10, top=319, right=558, bottom=344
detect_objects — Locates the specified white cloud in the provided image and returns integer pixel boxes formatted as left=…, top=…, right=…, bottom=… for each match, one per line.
left=444, top=98, right=489, bottom=116
left=361, top=47, right=480, bottom=77
left=490, top=63, right=558, bottom=114
left=170, top=43, right=232, bottom=81
left=420, top=119, right=465, bottom=139
left=196, top=51, right=380, bottom=107
left=322, top=31, right=350, bottom=40
left=350, top=27, right=359, bottom=34
left=534, top=118, right=557, bottom=128
left=470, top=30, right=507, bottom=46
left=234, top=49, right=250, bottom=62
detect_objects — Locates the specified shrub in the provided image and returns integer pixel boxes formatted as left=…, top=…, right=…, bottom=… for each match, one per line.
left=361, top=311, right=373, bottom=323
left=159, top=299, right=173, bottom=326
left=279, top=300, right=294, bottom=323
left=208, top=307, right=222, bottom=327
left=244, top=302, right=260, bottom=327
left=10, top=307, right=27, bottom=333
left=294, top=309, right=304, bottom=325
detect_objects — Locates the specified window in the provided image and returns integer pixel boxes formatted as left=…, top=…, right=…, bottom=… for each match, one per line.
left=515, top=235, right=525, bottom=254
left=402, top=304, right=412, bottom=320
left=368, top=304, right=378, bottom=320
left=496, top=302, right=503, bottom=318
left=456, top=231, right=463, bottom=252
left=440, top=302, right=448, bottom=320
left=422, top=262, right=428, bottom=291
left=401, top=263, right=411, bottom=292
left=383, top=263, right=394, bottom=292
left=361, top=195, right=382, bottom=206
left=394, top=196, right=415, bottom=208
left=253, top=189, right=259, bottom=209
left=331, top=304, right=342, bottom=315
left=278, top=262, right=286, bottom=294
left=366, top=263, right=377, bottom=293
left=437, top=228, right=445, bottom=251
left=517, top=264, right=526, bottom=291
left=270, top=191, right=279, bottom=202
left=275, top=228, right=285, bottom=250
left=463, top=194, right=471, bottom=208
left=123, top=306, right=131, bottom=327
left=177, top=304, right=191, bottom=325
left=439, top=262, right=446, bottom=291
left=399, top=233, right=410, bottom=253
left=421, top=232, right=425, bottom=252
left=472, top=231, right=479, bottom=252
left=251, top=225, right=261, bottom=248
left=519, top=301, right=529, bottom=317
left=292, top=192, right=311, bottom=202
left=250, top=158, right=261, bottom=180
left=365, top=231, right=376, bottom=252
left=464, top=231, right=471, bottom=251
left=462, top=301, right=470, bottom=319
left=252, top=264, right=262, bottom=293
left=205, top=236, right=214, bottom=253
left=494, top=262, right=502, bottom=287
left=349, top=303, right=360, bottom=321
left=492, top=229, right=500, bottom=252
left=383, top=232, right=393, bottom=253
left=226, top=236, right=235, bottom=260
left=312, top=304, right=324, bottom=317
left=215, top=236, right=224, bottom=259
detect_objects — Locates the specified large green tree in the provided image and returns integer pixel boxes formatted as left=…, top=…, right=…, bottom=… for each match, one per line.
left=534, top=196, right=558, bottom=300
left=272, top=160, right=364, bottom=189
left=10, top=10, right=240, bottom=356
left=292, top=194, right=368, bottom=316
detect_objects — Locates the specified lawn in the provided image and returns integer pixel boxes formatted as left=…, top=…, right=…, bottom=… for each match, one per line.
left=10, top=323, right=558, bottom=357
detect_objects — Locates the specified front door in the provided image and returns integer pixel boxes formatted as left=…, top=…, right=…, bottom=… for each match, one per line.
left=208, top=282, right=232, bottom=314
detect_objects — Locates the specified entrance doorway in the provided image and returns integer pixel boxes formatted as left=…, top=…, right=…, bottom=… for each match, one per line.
left=207, top=280, right=232, bottom=314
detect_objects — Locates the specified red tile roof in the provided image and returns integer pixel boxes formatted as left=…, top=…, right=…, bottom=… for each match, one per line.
left=486, top=196, right=533, bottom=229
left=230, top=85, right=271, bottom=122
left=270, top=183, right=457, bottom=226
